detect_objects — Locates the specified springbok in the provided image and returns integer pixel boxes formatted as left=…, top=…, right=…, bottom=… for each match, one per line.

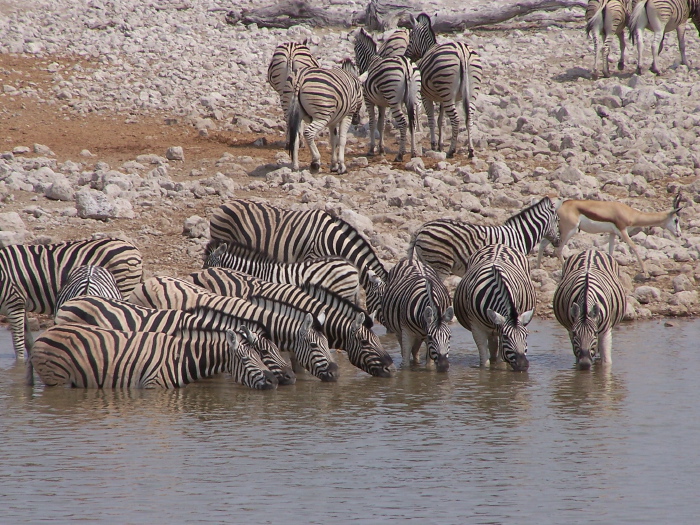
left=537, top=194, right=684, bottom=274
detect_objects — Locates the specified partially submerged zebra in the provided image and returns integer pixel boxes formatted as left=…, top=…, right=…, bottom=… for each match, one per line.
left=30, top=325, right=277, bottom=390
left=129, top=276, right=337, bottom=382
left=203, top=239, right=361, bottom=305
left=454, top=244, right=536, bottom=371
left=375, top=258, right=453, bottom=372
left=405, top=13, right=482, bottom=157
left=553, top=250, right=627, bottom=369
left=585, top=0, right=632, bottom=77
left=54, top=265, right=123, bottom=313
left=409, top=197, right=561, bottom=282
left=190, top=267, right=395, bottom=378
left=209, top=199, right=388, bottom=315
left=0, top=239, right=142, bottom=359
left=55, top=295, right=295, bottom=385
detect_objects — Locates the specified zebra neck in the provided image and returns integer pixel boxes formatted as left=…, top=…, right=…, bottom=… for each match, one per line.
left=502, top=215, right=543, bottom=253
left=181, top=337, right=229, bottom=383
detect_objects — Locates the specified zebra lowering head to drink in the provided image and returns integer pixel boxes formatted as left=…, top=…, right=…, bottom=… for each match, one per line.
left=585, top=0, right=632, bottom=77
left=354, top=28, right=420, bottom=161
left=379, top=258, right=454, bottom=372
left=405, top=12, right=482, bottom=158
left=553, top=250, right=627, bottom=370
left=409, top=197, right=561, bottom=282
left=454, top=244, right=536, bottom=371
left=54, top=265, right=123, bottom=313
left=630, top=0, right=700, bottom=75
left=0, top=239, right=142, bottom=360
left=284, top=59, right=364, bottom=174
left=30, top=325, right=277, bottom=390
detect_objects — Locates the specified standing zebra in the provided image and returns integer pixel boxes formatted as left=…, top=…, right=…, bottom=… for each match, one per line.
left=54, top=265, right=123, bottom=313
left=129, top=276, right=338, bottom=382
left=55, top=296, right=296, bottom=385
left=630, top=0, right=700, bottom=74
left=354, top=28, right=421, bottom=161
left=267, top=41, right=319, bottom=101
left=409, top=197, right=561, bottom=282
left=405, top=13, right=482, bottom=158
left=553, top=250, right=627, bottom=369
left=204, top=239, right=361, bottom=305
left=453, top=244, right=536, bottom=371
left=30, top=324, right=277, bottom=390
left=190, top=267, right=395, bottom=378
left=209, top=199, right=388, bottom=315
left=284, top=59, right=364, bottom=174
left=380, top=258, right=454, bottom=372
left=0, top=239, right=142, bottom=359
left=586, top=0, right=632, bottom=77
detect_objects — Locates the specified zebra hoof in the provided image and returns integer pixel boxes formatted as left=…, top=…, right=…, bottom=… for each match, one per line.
left=618, top=61, right=625, bottom=71
left=310, top=161, right=321, bottom=173
left=446, top=150, right=455, bottom=159
left=337, top=165, right=347, bottom=175
left=367, top=150, right=375, bottom=157
left=467, top=148, right=474, bottom=159
left=650, top=66, right=660, bottom=76
left=394, top=153, right=403, bottom=162
left=603, top=71, right=611, bottom=78
left=636, top=67, right=642, bottom=75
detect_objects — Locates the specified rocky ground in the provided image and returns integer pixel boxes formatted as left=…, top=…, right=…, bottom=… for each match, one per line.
left=1, top=0, right=699, bottom=332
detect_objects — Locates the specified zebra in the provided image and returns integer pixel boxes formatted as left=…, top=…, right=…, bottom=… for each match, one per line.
left=354, top=28, right=421, bottom=161
left=405, top=12, right=482, bottom=158
left=54, top=295, right=296, bottom=385
left=379, top=258, right=454, bottom=372
left=378, top=28, right=410, bottom=57
left=586, top=0, right=632, bottom=77
left=54, top=265, right=123, bottom=313
left=408, top=197, right=561, bottom=282
left=29, top=324, right=277, bottom=390
left=284, top=58, right=364, bottom=174
left=209, top=199, right=388, bottom=316
left=129, top=276, right=338, bottom=382
left=453, top=244, right=537, bottom=371
left=0, top=238, right=143, bottom=359
left=553, top=250, right=627, bottom=370
left=630, top=0, right=700, bottom=74
left=189, top=267, right=396, bottom=378
left=204, top=239, right=361, bottom=305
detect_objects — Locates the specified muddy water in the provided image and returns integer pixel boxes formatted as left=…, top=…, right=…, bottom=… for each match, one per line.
left=1, top=319, right=698, bottom=523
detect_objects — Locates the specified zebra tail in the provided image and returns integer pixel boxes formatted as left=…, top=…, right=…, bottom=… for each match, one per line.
left=287, top=82, right=302, bottom=157
left=459, top=51, right=472, bottom=128
left=586, top=0, right=607, bottom=37
left=404, top=63, right=418, bottom=133
left=629, top=0, right=649, bottom=44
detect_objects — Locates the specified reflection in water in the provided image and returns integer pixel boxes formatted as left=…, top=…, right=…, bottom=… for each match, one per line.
left=1, top=320, right=700, bottom=522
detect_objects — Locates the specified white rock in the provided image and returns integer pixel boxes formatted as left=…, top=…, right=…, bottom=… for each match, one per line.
left=166, top=146, right=184, bottom=161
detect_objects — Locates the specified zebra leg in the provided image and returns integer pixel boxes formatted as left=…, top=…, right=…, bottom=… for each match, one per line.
left=635, top=30, right=644, bottom=75
left=650, top=30, right=662, bottom=75
left=330, top=126, right=340, bottom=173
left=471, top=325, right=491, bottom=367
left=377, top=106, right=386, bottom=155
left=366, top=101, right=377, bottom=156
left=303, top=118, right=327, bottom=172
left=437, top=104, right=445, bottom=152
left=332, top=116, right=353, bottom=175
left=536, top=238, right=549, bottom=269
left=392, top=105, right=408, bottom=161
left=399, top=330, right=414, bottom=367
left=444, top=102, right=460, bottom=159
left=598, top=328, right=613, bottom=365
left=602, top=34, right=612, bottom=78
left=677, top=25, right=688, bottom=66
left=423, top=96, right=437, bottom=151
left=592, top=31, right=600, bottom=77
left=465, top=100, right=476, bottom=158
left=290, top=352, right=307, bottom=376
left=617, top=32, right=626, bottom=71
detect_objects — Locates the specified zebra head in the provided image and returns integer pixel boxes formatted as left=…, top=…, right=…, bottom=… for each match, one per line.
left=541, top=197, right=562, bottom=248
left=365, top=269, right=386, bottom=325
left=348, top=311, right=396, bottom=377
left=226, top=329, right=278, bottom=390
left=406, top=12, right=437, bottom=61
left=354, top=28, right=378, bottom=74
left=487, top=308, right=534, bottom=371
left=422, top=304, right=454, bottom=373
left=297, top=312, right=339, bottom=382
left=241, top=324, right=296, bottom=385
left=203, top=240, right=228, bottom=268
left=569, top=302, right=602, bottom=370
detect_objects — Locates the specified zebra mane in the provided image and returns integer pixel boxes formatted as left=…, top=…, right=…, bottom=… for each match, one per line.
left=203, top=239, right=278, bottom=264
left=492, top=263, right=519, bottom=320
left=301, top=283, right=373, bottom=329
left=504, top=197, right=553, bottom=226
left=248, top=294, right=325, bottom=332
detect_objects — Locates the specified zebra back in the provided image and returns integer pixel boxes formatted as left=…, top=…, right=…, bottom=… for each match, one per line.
left=267, top=41, right=319, bottom=96
left=209, top=199, right=388, bottom=311
left=54, top=295, right=294, bottom=384
left=203, top=239, right=361, bottom=304
left=378, top=28, right=409, bottom=58
left=0, top=238, right=142, bottom=359
left=54, top=265, right=123, bottom=314
left=382, top=258, right=453, bottom=371
left=410, top=197, right=560, bottom=281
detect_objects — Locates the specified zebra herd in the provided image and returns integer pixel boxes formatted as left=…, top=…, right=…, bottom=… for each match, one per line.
left=0, top=197, right=635, bottom=390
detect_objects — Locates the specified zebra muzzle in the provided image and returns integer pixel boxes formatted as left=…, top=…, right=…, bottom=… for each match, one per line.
left=435, top=354, right=450, bottom=373
left=576, top=352, right=593, bottom=371
left=261, top=371, right=279, bottom=390
left=511, top=354, right=529, bottom=372
left=318, top=361, right=340, bottom=382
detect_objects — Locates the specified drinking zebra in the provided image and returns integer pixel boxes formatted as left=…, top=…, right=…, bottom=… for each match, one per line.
left=379, top=258, right=453, bottom=372
left=284, top=59, right=364, bottom=174
left=54, top=265, right=123, bottom=313
left=209, top=199, right=388, bottom=315
left=190, top=267, right=395, bottom=378
left=454, top=244, right=536, bottom=371
left=129, top=276, right=337, bottom=382
left=630, top=0, right=700, bottom=75
left=553, top=250, right=627, bottom=369
left=0, top=239, right=143, bottom=359
left=586, top=0, right=631, bottom=77
left=354, top=28, right=420, bottom=161
left=29, top=324, right=277, bottom=390
left=204, top=239, right=361, bottom=305
left=409, top=197, right=561, bottom=282
left=405, top=13, right=482, bottom=157
left=378, top=28, right=410, bottom=57
left=55, top=296, right=295, bottom=385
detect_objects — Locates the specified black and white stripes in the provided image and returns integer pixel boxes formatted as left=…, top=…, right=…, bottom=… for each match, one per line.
left=585, top=0, right=631, bottom=77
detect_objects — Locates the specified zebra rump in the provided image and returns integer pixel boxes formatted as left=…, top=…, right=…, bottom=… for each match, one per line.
left=54, top=265, right=123, bottom=313
left=553, top=250, right=627, bottom=369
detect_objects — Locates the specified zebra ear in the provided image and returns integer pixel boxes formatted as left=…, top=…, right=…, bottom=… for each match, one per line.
left=588, top=303, right=602, bottom=323
left=240, top=325, right=257, bottom=345
left=570, top=303, right=581, bottom=320
left=351, top=311, right=364, bottom=332
left=443, top=306, right=454, bottom=323
left=423, top=305, right=434, bottom=325
left=215, top=243, right=228, bottom=255
left=367, top=269, right=383, bottom=286
left=409, top=13, right=417, bottom=28
left=487, top=309, right=506, bottom=326
left=302, top=312, right=314, bottom=335
left=226, top=329, right=239, bottom=351
left=358, top=71, right=369, bottom=83
left=316, top=310, right=327, bottom=327
left=519, top=309, right=534, bottom=326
